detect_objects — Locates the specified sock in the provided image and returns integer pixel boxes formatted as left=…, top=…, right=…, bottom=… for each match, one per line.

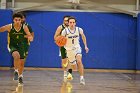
left=68, top=69, right=72, bottom=74
left=15, top=69, right=18, bottom=72
left=19, top=74, right=23, bottom=78
left=64, top=71, right=67, bottom=77
left=80, top=76, right=84, bottom=79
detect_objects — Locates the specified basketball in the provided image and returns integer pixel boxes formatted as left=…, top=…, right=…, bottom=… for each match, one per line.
left=55, top=36, right=67, bottom=47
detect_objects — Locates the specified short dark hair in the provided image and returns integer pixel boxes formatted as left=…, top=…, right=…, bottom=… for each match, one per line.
left=68, top=16, right=77, bottom=22
left=12, top=13, right=23, bottom=19
left=17, top=12, right=26, bottom=18
left=63, top=15, right=71, bottom=19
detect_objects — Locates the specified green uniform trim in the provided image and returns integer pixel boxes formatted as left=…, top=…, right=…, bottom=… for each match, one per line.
left=60, top=46, right=67, bottom=59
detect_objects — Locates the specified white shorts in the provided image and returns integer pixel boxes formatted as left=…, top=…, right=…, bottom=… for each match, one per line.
left=66, top=46, right=82, bottom=64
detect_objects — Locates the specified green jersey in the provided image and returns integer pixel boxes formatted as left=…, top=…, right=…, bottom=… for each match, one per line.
left=8, top=24, right=26, bottom=45
left=8, top=24, right=28, bottom=59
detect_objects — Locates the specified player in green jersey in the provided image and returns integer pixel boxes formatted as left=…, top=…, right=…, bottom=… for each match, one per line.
left=0, top=13, right=33, bottom=85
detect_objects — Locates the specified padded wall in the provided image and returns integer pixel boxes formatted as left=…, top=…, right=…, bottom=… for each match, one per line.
left=136, top=14, right=140, bottom=70
left=0, top=10, right=137, bottom=69
left=0, top=9, right=13, bottom=67
left=25, top=11, right=136, bottom=69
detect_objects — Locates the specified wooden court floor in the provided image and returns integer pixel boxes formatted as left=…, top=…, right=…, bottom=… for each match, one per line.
left=0, top=69, right=140, bottom=93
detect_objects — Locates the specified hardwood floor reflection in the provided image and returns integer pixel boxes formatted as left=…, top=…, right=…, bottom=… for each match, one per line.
left=0, top=69, right=140, bottom=93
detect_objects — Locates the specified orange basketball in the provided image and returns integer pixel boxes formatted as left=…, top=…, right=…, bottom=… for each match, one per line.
left=55, top=36, right=67, bottom=47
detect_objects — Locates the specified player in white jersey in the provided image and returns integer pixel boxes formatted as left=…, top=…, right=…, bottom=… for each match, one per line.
left=61, top=16, right=89, bottom=85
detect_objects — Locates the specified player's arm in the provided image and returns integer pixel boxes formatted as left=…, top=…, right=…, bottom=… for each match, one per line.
left=79, top=28, right=89, bottom=53
left=24, top=25, right=34, bottom=40
left=0, top=24, right=11, bottom=32
left=54, top=26, right=62, bottom=40
left=31, top=32, right=34, bottom=39
left=27, top=25, right=34, bottom=39
left=23, top=25, right=33, bottom=42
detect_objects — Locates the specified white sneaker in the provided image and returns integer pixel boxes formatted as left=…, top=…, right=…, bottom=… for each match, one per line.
left=67, top=73, right=73, bottom=80
left=80, top=78, right=85, bottom=85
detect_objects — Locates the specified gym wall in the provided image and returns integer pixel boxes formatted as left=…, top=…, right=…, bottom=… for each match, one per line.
left=136, top=14, right=140, bottom=70
left=0, top=9, right=13, bottom=67
left=0, top=10, right=138, bottom=70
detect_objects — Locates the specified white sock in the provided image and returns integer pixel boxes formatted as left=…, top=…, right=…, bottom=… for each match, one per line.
left=15, top=69, right=18, bottom=72
left=19, top=74, right=23, bottom=78
left=80, top=76, right=84, bottom=79
left=64, top=71, right=67, bottom=77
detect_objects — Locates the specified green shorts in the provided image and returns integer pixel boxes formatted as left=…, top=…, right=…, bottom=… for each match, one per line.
left=60, top=46, right=67, bottom=59
left=9, top=43, right=28, bottom=59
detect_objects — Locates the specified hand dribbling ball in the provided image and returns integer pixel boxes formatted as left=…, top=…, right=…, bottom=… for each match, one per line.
left=55, top=36, right=67, bottom=47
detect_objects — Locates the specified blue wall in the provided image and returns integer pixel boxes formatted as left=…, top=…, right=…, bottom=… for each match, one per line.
left=25, top=11, right=137, bottom=69
left=136, top=14, right=140, bottom=70
left=0, top=9, right=13, bottom=67
left=0, top=10, right=138, bottom=70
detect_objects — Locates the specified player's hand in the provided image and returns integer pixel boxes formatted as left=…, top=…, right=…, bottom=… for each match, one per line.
left=85, top=46, right=89, bottom=53
left=28, top=35, right=33, bottom=42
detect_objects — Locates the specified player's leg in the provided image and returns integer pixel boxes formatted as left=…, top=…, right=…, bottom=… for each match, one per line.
left=70, top=62, right=78, bottom=71
left=17, top=43, right=27, bottom=85
left=12, top=51, right=20, bottom=81
left=60, top=47, right=68, bottom=79
left=66, top=50, right=77, bottom=81
left=61, top=47, right=73, bottom=81
left=75, top=46, right=85, bottom=85
left=18, top=59, right=25, bottom=85
left=62, top=58, right=68, bottom=82
left=76, top=54, right=83, bottom=75
left=76, top=54, right=85, bottom=85
left=9, top=45, right=20, bottom=81
left=66, top=62, right=73, bottom=80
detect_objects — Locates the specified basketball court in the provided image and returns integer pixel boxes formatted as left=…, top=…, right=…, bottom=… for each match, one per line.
left=0, top=68, right=139, bottom=93
left=0, top=0, right=140, bottom=93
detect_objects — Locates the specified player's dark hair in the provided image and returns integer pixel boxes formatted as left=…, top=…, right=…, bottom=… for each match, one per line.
left=17, top=12, right=26, bottom=18
left=63, top=15, right=71, bottom=19
left=12, top=13, right=23, bottom=19
left=68, top=16, right=77, bottom=22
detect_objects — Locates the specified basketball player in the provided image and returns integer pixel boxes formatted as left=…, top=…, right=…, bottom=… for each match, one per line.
left=54, top=15, right=73, bottom=81
left=0, top=13, right=33, bottom=85
left=61, top=16, right=89, bottom=85
left=9, top=12, right=34, bottom=68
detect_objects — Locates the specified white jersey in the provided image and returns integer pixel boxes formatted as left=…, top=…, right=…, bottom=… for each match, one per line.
left=62, top=27, right=82, bottom=50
